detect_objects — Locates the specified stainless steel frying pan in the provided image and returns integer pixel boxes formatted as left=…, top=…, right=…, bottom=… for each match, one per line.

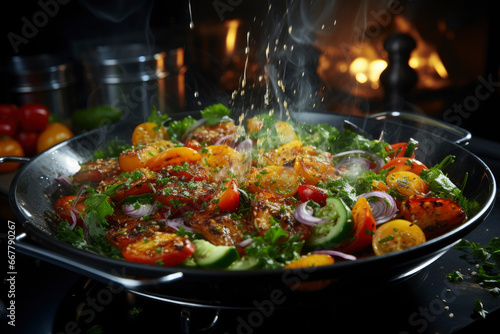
left=3, top=111, right=496, bottom=308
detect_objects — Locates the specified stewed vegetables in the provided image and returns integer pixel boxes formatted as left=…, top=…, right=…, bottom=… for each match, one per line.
left=53, top=104, right=478, bottom=270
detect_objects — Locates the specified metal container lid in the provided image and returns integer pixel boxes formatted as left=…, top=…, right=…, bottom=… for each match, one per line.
left=81, top=44, right=177, bottom=84
left=7, top=54, right=75, bottom=93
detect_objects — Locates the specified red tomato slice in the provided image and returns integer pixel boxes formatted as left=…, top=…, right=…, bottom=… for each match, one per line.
left=54, top=195, right=87, bottom=227
left=386, top=142, right=416, bottom=159
left=122, top=232, right=195, bottom=266
left=216, top=179, right=240, bottom=212
left=381, top=157, right=428, bottom=175
left=338, top=197, right=376, bottom=253
left=298, top=184, right=328, bottom=206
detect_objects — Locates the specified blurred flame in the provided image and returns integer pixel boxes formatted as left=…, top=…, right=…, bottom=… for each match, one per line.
left=395, top=16, right=449, bottom=81
left=226, top=20, right=239, bottom=56
left=350, top=57, right=387, bottom=88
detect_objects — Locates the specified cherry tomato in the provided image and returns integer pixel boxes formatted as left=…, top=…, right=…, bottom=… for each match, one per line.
left=0, top=137, right=24, bottom=173
left=36, top=122, right=73, bottom=153
left=372, top=219, right=426, bottom=256
left=0, top=104, right=18, bottom=120
left=0, top=118, right=18, bottom=137
left=381, top=158, right=428, bottom=175
left=338, top=197, right=376, bottom=253
left=216, top=179, right=240, bottom=212
left=0, top=105, right=19, bottom=137
left=298, top=184, right=328, bottom=206
left=54, top=195, right=87, bottom=227
left=122, top=232, right=195, bottom=266
left=16, top=130, right=39, bottom=156
left=19, top=103, right=50, bottom=132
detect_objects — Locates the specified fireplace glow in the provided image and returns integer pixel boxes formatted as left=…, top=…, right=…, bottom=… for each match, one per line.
left=225, top=20, right=239, bottom=56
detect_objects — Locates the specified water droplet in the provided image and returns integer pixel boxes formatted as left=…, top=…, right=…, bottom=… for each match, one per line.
left=194, top=91, right=199, bottom=98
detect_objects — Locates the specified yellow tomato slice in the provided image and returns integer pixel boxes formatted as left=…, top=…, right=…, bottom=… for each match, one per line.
left=285, top=254, right=334, bottom=291
left=246, top=166, right=300, bottom=197
left=386, top=171, right=428, bottom=197
left=131, top=122, right=167, bottom=146
left=294, top=157, right=340, bottom=185
left=372, top=219, right=426, bottom=256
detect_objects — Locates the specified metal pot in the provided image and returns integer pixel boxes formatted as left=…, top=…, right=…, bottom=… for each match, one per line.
left=81, top=44, right=186, bottom=122
left=5, top=53, right=76, bottom=120
left=4, top=111, right=496, bottom=308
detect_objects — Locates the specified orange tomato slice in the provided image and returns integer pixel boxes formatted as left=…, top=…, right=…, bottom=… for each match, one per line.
left=145, top=147, right=201, bottom=172
left=118, top=144, right=159, bottom=172
left=338, top=197, right=376, bottom=253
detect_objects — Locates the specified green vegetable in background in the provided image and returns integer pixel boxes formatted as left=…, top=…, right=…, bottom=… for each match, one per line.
left=72, top=105, right=122, bottom=130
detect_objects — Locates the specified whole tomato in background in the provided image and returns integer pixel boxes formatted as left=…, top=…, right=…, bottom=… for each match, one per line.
left=0, top=137, right=24, bottom=173
left=0, top=103, right=74, bottom=173
left=36, top=122, right=74, bottom=154
left=0, top=105, right=19, bottom=137
left=18, top=103, right=50, bottom=132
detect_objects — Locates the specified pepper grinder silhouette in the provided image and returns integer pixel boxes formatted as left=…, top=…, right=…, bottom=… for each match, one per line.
left=379, top=33, right=418, bottom=111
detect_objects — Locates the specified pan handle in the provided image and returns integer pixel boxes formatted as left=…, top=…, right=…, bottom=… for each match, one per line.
left=0, top=156, right=31, bottom=164
left=369, top=111, right=471, bottom=145
left=15, top=232, right=183, bottom=290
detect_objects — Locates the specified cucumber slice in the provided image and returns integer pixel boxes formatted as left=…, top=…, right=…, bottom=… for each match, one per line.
left=178, top=256, right=198, bottom=269
left=192, top=239, right=239, bottom=269
left=227, top=256, right=260, bottom=270
left=306, top=197, right=353, bottom=250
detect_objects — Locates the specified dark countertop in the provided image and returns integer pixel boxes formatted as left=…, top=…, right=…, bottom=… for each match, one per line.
left=1, top=135, right=499, bottom=334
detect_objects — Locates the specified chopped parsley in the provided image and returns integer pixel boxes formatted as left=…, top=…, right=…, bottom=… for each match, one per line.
left=245, top=218, right=304, bottom=269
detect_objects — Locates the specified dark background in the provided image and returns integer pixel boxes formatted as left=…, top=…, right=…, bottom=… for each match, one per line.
left=0, top=0, right=499, bottom=140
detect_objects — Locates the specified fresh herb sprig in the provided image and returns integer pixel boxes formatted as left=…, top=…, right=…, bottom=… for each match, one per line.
left=245, top=218, right=304, bottom=269
left=450, top=237, right=500, bottom=295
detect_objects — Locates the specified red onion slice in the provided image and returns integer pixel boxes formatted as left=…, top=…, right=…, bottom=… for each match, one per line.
left=235, top=138, right=253, bottom=155
left=181, top=117, right=207, bottom=142
left=214, top=134, right=237, bottom=146
left=293, top=202, right=328, bottom=226
left=123, top=203, right=156, bottom=219
left=332, top=150, right=385, bottom=173
left=55, top=176, right=73, bottom=188
left=69, top=185, right=89, bottom=229
left=357, top=191, right=397, bottom=225
left=160, top=218, right=194, bottom=232
left=312, top=250, right=357, bottom=261
left=237, top=238, right=254, bottom=248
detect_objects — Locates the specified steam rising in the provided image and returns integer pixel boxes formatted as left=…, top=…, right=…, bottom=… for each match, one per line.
left=229, top=0, right=388, bottom=121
